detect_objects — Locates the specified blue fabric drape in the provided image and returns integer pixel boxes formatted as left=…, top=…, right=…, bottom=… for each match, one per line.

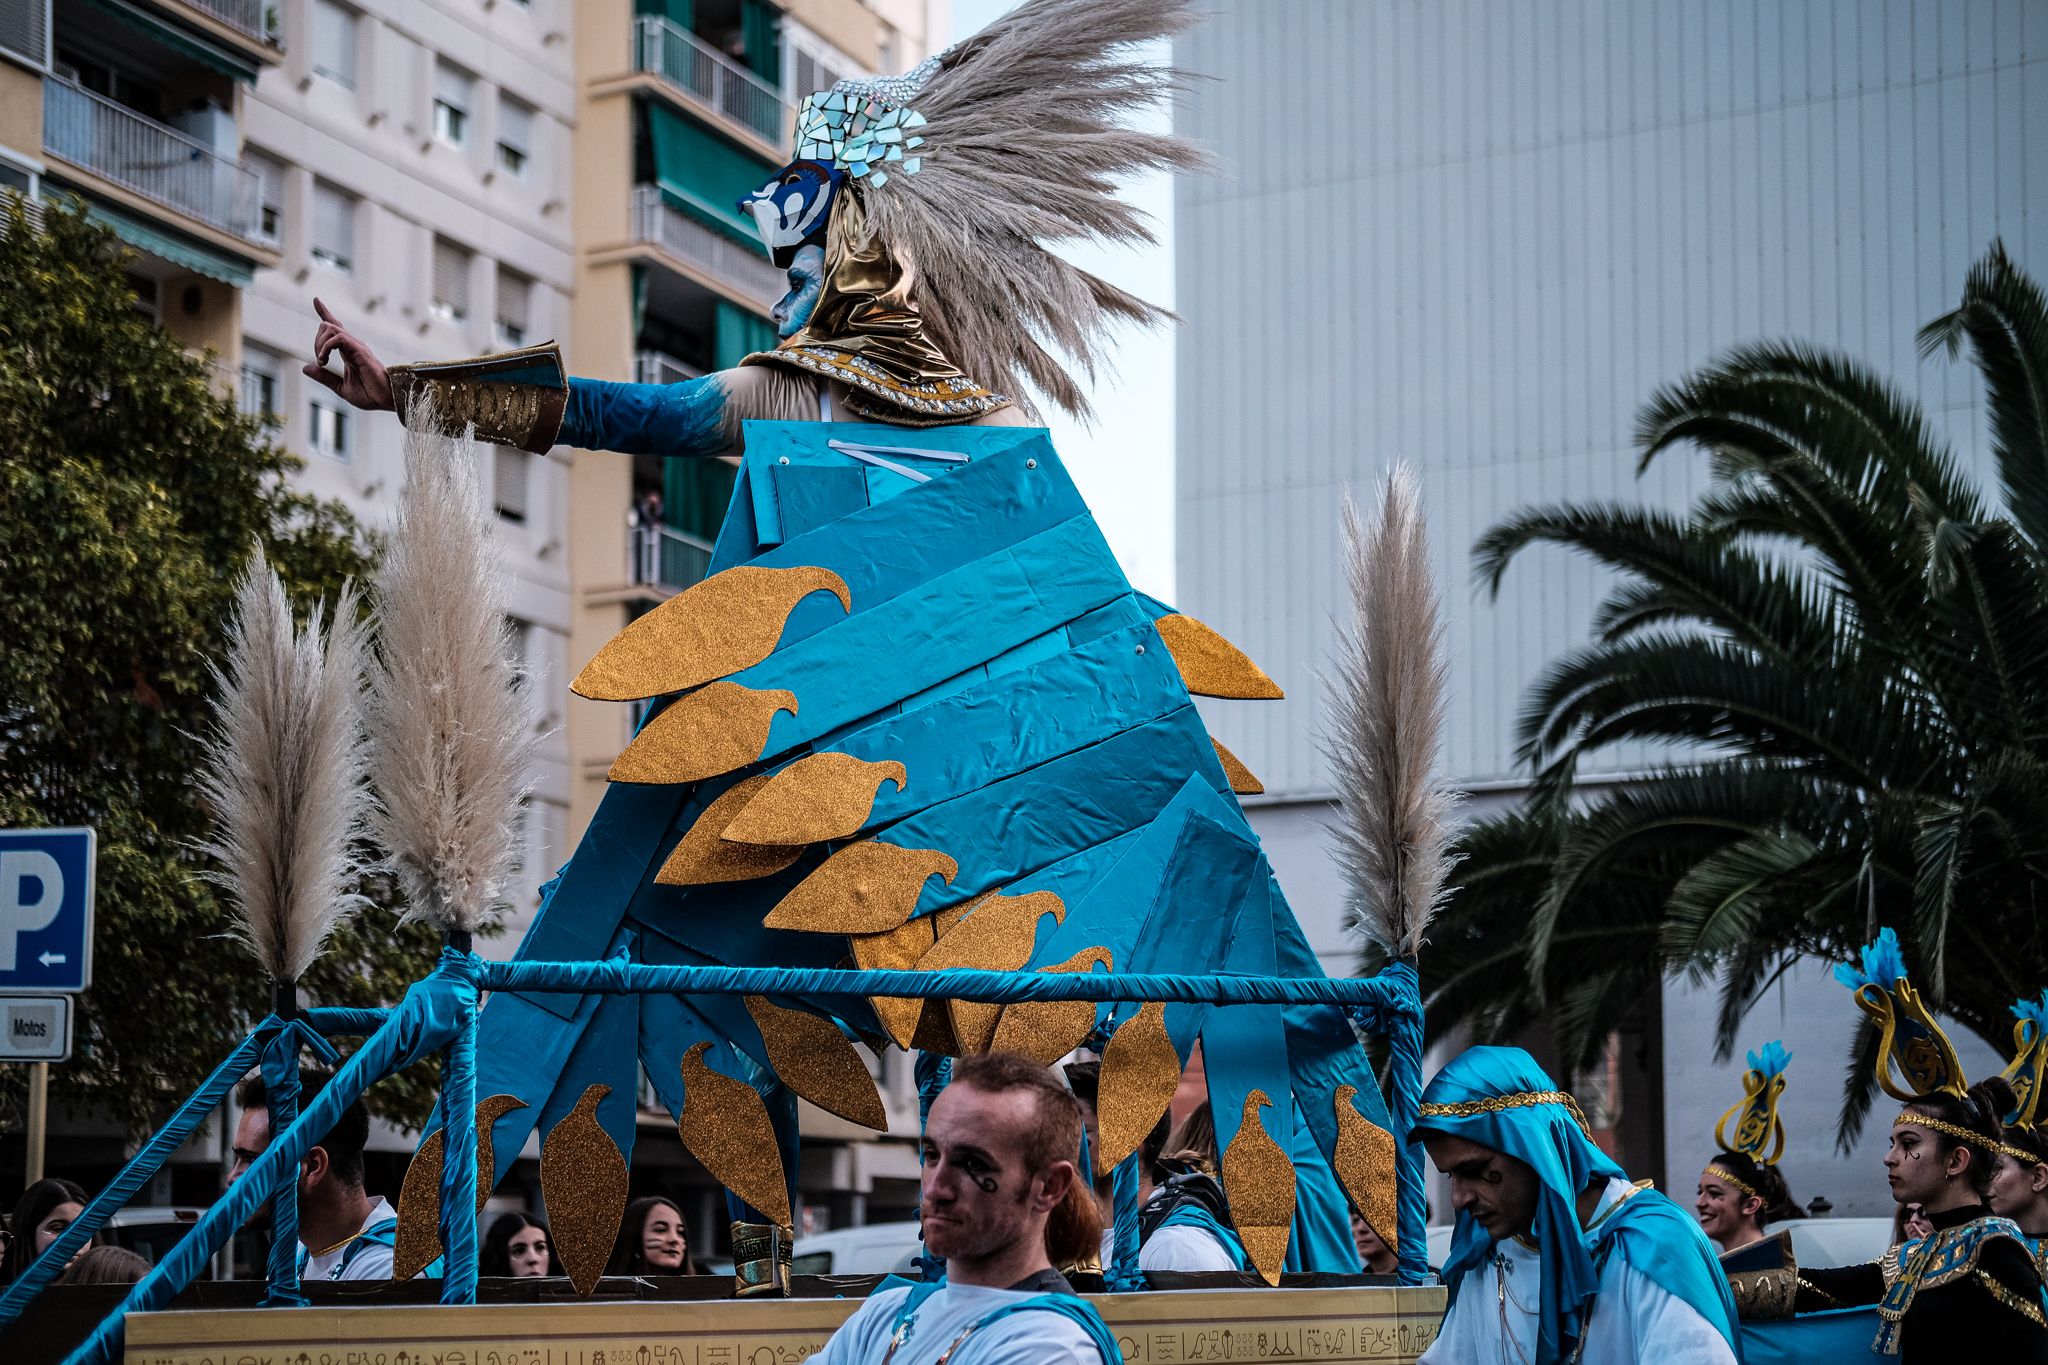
left=1107, top=1154, right=1143, bottom=1291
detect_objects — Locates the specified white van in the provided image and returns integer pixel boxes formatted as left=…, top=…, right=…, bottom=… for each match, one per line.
left=790, top=1221, right=926, bottom=1277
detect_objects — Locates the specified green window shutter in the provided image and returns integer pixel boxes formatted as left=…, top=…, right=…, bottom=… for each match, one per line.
left=634, top=0, right=693, bottom=25
left=740, top=0, right=781, bottom=86
left=713, top=300, right=779, bottom=371
left=664, top=458, right=737, bottom=544
left=643, top=101, right=778, bottom=246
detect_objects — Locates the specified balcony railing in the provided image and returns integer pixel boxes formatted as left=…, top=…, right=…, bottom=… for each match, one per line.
left=630, top=185, right=786, bottom=311
left=43, top=79, right=263, bottom=243
left=631, top=521, right=714, bottom=592
left=634, top=350, right=706, bottom=387
left=632, top=15, right=790, bottom=149
left=183, top=0, right=275, bottom=43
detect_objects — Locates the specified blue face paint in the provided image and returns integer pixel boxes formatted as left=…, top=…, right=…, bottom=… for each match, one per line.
left=774, top=245, right=826, bottom=340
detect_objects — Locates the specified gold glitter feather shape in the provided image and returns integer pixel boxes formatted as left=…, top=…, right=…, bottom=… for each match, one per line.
left=745, top=995, right=887, bottom=1129
left=391, top=1093, right=529, bottom=1279
left=765, top=840, right=958, bottom=934
left=656, top=773, right=807, bottom=886
left=1222, top=1090, right=1298, bottom=1286
left=722, top=752, right=907, bottom=845
left=1211, top=738, right=1265, bottom=795
left=572, top=564, right=850, bottom=702
left=1155, top=614, right=1284, bottom=700
left=540, top=1084, right=630, bottom=1294
left=917, top=889, right=1067, bottom=1053
left=679, top=1042, right=793, bottom=1230
left=991, top=947, right=1115, bottom=1065
left=1095, top=1001, right=1180, bottom=1175
left=608, top=682, right=798, bottom=784
left=850, top=913, right=941, bottom=1048
left=1332, top=1083, right=1400, bottom=1254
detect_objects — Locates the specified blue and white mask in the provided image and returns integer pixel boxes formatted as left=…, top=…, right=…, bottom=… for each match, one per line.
left=738, top=161, right=841, bottom=270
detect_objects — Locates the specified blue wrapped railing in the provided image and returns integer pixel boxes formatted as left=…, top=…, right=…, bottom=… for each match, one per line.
left=38, top=952, right=1427, bottom=1365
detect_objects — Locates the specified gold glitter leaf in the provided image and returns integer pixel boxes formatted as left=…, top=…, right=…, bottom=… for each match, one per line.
left=1211, top=738, right=1265, bottom=795
left=745, top=995, right=887, bottom=1130
left=990, top=947, right=1115, bottom=1065
left=1096, top=1001, right=1180, bottom=1175
left=680, top=1042, right=793, bottom=1229
left=918, top=890, right=1068, bottom=1053
left=541, top=1084, right=629, bottom=1294
left=851, top=914, right=939, bottom=1047
left=656, top=774, right=806, bottom=886
left=1222, top=1089, right=1298, bottom=1286
left=764, top=840, right=958, bottom=934
left=391, top=1094, right=529, bottom=1280
left=607, top=683, right=797, bottom=785
left=1155, top=614, right=1284, bottom=700
left=572, top=564, right=850, bottom=702
left=1333, top=1084, right=1400, bottom=1255
left=722, top=753, right=908, bottom=845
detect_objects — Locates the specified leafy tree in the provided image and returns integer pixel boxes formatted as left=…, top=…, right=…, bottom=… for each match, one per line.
left=0, top=199, right=440, bottom=1137
left=1423, top=242, right=2048, bottom=1144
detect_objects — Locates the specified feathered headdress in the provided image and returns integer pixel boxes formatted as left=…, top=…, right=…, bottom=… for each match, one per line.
left=1709, top=1041, right=1791, bottom=1192
left=738, top=0, right=1207, bottom=423
left=2001, top=990, right=2048, bottom=1132
left=1834, top=929, right=1967, bottom=1101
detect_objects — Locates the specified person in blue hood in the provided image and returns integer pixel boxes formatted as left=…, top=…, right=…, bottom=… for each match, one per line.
left=1414, top=1047, right=1739, bottom=1364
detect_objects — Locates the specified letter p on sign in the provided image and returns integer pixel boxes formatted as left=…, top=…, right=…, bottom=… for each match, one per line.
left=0, top=850, right=64, bottom=972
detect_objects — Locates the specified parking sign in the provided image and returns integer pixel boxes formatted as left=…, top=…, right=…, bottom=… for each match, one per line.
left=0, top=828, right=96, bottom=993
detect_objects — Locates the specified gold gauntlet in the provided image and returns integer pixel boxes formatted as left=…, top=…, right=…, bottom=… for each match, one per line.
left=387, top=341, right=567, bottom=454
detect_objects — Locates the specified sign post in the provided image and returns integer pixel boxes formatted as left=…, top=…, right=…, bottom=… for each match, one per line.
left=0, top=828, right=96, bottom=1187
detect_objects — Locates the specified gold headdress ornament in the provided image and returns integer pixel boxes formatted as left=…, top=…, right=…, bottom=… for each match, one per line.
left=1835, top=929, right=1967, bottom=1102
left=1706, top=1041, right=1790, bottom=1199
left=1999, top=990, right=2048, bottom=1151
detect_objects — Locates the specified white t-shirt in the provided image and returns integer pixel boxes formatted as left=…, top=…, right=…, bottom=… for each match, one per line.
left=813, top=1282, right=1106, bottom=1365
left=1418, top=1179, right=1735, bottom=1365
left=303, top=1196, right=398, bottom=1282
left=1097, top=1224, right=1241, bottom=1274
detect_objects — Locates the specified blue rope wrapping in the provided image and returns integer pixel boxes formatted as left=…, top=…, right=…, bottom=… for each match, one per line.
left=1378, top=960, right=1429, bottom=1286
left=258, top=1022, right=342, bottom=1306
left=1106, top=1153, right=1143, bottom=1292
left=487, top=961, right=1415, bottom=1008
left=436, top=973, right=482, bottom=1305
left=62, top=957, right=479, bottom=1365
left=304, top=1006, right=394, bottom=1035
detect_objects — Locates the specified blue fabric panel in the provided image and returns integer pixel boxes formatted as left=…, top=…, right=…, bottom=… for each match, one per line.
left=1740, top=1309, right=1884, bottom=1363
left=822, top=620, right=1187, bottom=835
left=727, top=516, right=1132, bottom=764
left=772, top=465, right=869, bottom=541
left=872, top=709, right=1230, bottom=921
left=533, top=988, right=643, bottom=1164
left=1284, top=1091, right=1363, bottom=1274
left=1202, top=870, right=1293, bottom=1191
left=474, top=987, right=606, bottom=1169
left=893, top=619, right=1077, bottom=714
left=709, top=462, right=766, bottom=568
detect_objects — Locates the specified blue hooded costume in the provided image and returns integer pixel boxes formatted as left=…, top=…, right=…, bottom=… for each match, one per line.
left=1415, top=1047, right=1739, bottom=1363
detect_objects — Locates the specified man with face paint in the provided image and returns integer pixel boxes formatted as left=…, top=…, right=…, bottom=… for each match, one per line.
left=809, top=1052, right=1117, bottom=1365
left=1414, top=1047, right=1739, bottom=1364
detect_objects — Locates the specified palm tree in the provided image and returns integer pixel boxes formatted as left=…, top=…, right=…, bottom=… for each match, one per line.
left=1425, top=242, right=2048, bottom=1145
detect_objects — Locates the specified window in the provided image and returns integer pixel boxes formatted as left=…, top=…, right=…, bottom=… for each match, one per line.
left=494, top=448, right=531, bottom=523
left=239, top=347, right=282, bottom=423
left=431, top=236, right=471, bottom=323
left=0, top=0, right=50, bottom=71
left=310, top=0, right=356, bottom=89
left=496, top=269, right=531, bottom=349
left=310, top=180, right=354, bottom=274
left=433, top=61, right=472, bottom=148
left=245, top=149, right=284, bottom=246
left=128, top=272, right=158, bottom=322
left=0, top=153, right=34, bottom=197
left=309, top=398, right=349, bottom=460
left=496, top=96, right=532, bottom=179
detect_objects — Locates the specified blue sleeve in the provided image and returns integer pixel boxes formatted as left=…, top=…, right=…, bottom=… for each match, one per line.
left=558, top=373, right=732, bottom=457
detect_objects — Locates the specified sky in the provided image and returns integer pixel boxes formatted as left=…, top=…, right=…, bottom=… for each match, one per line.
left=941, top=0, right=1178, bottom=600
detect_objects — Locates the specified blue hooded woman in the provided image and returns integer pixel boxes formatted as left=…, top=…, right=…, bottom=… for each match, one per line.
left=1414, top=1046, right=1739, bottom=1364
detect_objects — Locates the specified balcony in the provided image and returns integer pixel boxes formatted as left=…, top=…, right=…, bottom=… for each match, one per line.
left=634, top=350, right=706, bottom=386
left=177, top=0, right=274, bottom=43
left=631, top=185, right=785, bottom=313
left=43, top=79, right=266, bottom=249
left=631, top=521, right=714, bottom=593
left=632, top=15, right=790, bottom=153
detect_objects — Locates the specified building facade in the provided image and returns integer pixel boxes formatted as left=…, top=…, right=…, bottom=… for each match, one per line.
left=1176, top=0, right=2047, bottom=1212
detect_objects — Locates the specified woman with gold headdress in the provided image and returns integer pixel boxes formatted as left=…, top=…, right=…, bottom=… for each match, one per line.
left=1988, top=991, right=2048, bottom=1279
left=1696, top=1041, right=1803, bottom=1256
left=1787, top=932, right=2048, bottom=1359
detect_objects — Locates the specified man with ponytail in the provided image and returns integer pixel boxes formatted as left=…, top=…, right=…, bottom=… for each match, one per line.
left=810, top=1052, right=1114, bottom=1365
left=1791, top=933, right=2048, bottom=1358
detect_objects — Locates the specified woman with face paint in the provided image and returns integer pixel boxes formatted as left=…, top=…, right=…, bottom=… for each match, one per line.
left=1787, top=934, right=2048, bottom=1359
left=1695, top=1042, right=1803, bottom=1260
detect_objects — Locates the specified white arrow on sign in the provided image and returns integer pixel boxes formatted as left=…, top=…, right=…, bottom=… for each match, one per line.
left=38, top=951, right=66, bottom=966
